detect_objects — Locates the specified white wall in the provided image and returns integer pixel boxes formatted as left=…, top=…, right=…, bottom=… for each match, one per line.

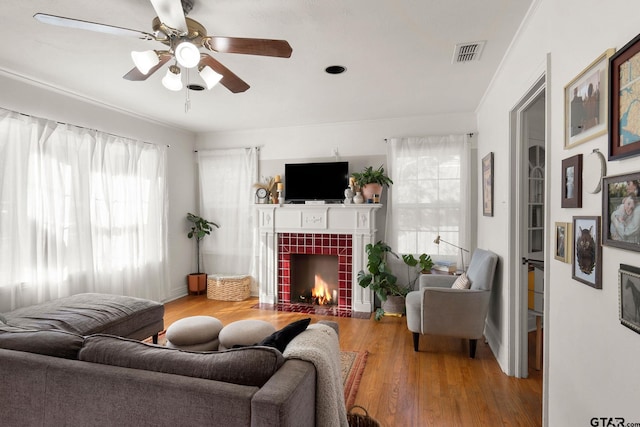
left=477, top=0, right=640, bottom=424
left=0, top=72, right=197, bottom=302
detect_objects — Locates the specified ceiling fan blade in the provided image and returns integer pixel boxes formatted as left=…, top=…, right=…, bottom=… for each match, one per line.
left=123, top=54, right=172, bottom=81
left=34, top=13, right=154, bottom=40
left=205, top=37, right=292, bottom=58
left=200, top=55, right=250, bottom=93
left=149, top=0, right=188, bottom=33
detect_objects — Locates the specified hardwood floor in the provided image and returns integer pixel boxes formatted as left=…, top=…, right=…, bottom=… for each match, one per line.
left=164, top=296, right=543, bottom=427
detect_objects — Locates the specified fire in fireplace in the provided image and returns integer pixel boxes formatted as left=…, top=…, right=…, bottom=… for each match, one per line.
left=291, top=254, right=338, bottom=306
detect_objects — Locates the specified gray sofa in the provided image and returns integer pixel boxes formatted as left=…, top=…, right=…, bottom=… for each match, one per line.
left=0, top=294, right=319, bottom=426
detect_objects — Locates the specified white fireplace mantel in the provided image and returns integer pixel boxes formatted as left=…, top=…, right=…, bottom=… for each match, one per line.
left=255, top=204, right=382, bottom=314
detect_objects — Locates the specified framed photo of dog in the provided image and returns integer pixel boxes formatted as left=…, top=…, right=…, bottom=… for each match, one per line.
left=572, top=216, right=602, bottom=289
left=619, top=264, right=640, bottom=334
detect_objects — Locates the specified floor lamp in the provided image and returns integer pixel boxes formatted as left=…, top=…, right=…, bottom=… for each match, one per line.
left=433, top=235, right=470, bottom=272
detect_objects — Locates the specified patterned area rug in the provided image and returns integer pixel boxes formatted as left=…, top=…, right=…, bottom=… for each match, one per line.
left=145, top=331, right=367, bottom=407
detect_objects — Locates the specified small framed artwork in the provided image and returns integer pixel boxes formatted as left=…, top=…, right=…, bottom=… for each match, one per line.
left=572, top=216, right=602, bottom=289
left=619, top=264, right=640, bottom=334
left=602, top=172, right=640, bottom=251
left=561, top=154, right=582, bottom=208
left=482, top=152, right=494, bottom=217
left=564, top=48, right=615, bottom=149
left=554, top=221, right=572, bottom=263
left=610, top=33, right=640, bottom=160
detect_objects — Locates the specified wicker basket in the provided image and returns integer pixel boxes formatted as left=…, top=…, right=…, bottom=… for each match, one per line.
left=347, top=405, right=380, bottom=427
left=207, top=275, right=251, bottom=301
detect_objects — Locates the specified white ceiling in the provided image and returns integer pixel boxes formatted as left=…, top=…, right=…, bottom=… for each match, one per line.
left=0, top=0, right=533, bottom=133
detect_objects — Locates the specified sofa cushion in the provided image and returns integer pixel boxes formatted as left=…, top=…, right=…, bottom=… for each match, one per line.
left=79, top=334, right=285, bottom=387
left=258, top=318, right=311, bottom=352
left=0, top=313, right=6, bottom=324
left=0, top=327, right=84, bottom=359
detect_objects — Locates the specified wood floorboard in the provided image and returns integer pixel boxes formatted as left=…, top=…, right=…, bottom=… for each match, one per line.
left=163, top=295, right=543, bottom=427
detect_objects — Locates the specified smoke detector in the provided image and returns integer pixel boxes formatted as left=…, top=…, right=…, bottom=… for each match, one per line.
left=452, top=41, right=486, bottom=63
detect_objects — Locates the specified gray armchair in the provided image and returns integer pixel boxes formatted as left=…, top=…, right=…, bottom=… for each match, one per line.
left=405, top=248, right=498, bottom=358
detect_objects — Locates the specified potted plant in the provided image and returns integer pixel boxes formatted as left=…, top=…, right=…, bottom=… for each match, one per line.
left=186, top=212, right=219, bottom=295
left=351, top=165, right=393, bottom=202
left=402, top=253, right=434, bottom=287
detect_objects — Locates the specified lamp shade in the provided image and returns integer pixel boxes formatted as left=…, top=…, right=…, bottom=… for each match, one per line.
left=131, top=50, right=159, bottom=75
left=199, top=65, right=223, bottom=90
left=174, top=42, right=200, bottom=69
left=162, top=65, right=183, bottom=91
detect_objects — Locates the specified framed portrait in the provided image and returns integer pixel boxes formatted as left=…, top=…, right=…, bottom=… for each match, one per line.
left=610, top=34, right=640, bottom=160
left=619, top=264, right=640, bottom=334
left=572, top=216, right=602, bottom=289
left=554, top=222, right=572, bottom=263
left=482, top=152, right=494, bottom=217
left=602, top=172, right=640, bottom=251
left=561, top=154, right=582, bottom=208
left=564, top=48, right=615, bottom=149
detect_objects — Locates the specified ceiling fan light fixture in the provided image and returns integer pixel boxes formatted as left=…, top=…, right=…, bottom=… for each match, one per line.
left=199, top=65, right=223, bottom=90
left=131, top=50, right=160, bottom=75
left=174, top=41, right=200, bottom=68
left=162, top=65, right=183, bottom=91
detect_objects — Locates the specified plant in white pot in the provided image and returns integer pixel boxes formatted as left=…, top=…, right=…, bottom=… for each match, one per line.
left=186, top=212, right=219, bottom=295
left=351, top=165, right=393, bottom=202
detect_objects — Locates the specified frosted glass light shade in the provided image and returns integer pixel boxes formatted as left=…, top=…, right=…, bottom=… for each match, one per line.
left=162, top=65, right=183, bottom=91
left=199, top=65, right=223, bottom=90
left=131, top=50, right=159, bottom=75
left=174, top=42, right=200, bottom=68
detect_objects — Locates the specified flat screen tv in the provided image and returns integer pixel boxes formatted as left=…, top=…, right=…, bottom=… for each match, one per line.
left=285, top=161, right=349, bottom=203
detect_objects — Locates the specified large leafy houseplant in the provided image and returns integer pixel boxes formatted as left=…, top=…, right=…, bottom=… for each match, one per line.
left=358, top=241, right=430, bottom=320
left=187, top=213, right=219, bottom=274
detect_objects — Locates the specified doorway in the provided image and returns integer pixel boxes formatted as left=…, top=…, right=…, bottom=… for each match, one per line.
left=509, top=74, right=547, bottom=379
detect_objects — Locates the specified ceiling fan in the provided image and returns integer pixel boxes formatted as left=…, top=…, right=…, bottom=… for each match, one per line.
left=33, top=0, right=292, bottom=93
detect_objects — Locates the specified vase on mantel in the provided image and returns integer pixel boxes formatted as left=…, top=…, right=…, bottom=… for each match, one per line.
left=353, top=192, right=364, bottom=204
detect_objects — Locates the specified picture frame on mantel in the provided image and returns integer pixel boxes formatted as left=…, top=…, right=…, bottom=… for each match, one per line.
left=619, top=264, right=640, bottom=334
left=564, top=48, right=615, bottom=149
left=482, top=152, right=494, bottom=217
left=561, top=154, right=582, bottom=208
left=572, top=216, right=602, bottom=289
left=610, top=33, right=640, bottom=160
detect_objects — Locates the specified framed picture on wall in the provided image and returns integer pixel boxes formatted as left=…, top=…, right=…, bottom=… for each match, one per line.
left=602, top=172, right=640, bottom=251
left=572, top=216, right=602, bottom=289
left=482, top=152, right=494, bottom=217
left=610, top=33, right=640, bottom=160
left=564, top=48, right=615, bottom=149
left=554, top=221, right=572, bottom=263
left=619, top=264, right=640, bottom=334
left=561, top=154, right=582, bottom=208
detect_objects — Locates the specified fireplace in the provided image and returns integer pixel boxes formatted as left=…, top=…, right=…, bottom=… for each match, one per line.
left=255, top=204, right=381, bottom=316
left=278, top=233, right=352, bottom=315
left=290, top=254, right=338, bottom=305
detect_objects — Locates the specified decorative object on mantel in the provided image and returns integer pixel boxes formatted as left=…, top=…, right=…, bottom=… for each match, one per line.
left=353, top=191, right=364, bottom=204
left=254, top=176, right=279, bottom=204
left=344, top=187, right=354, bottom=204
left=351, top=165, right=393, bottom=203
left=186, top=212, right=219, bottom=295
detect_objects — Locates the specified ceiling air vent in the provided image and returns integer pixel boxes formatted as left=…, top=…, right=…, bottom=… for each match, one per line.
left=452, top=41, right=486, bottom=63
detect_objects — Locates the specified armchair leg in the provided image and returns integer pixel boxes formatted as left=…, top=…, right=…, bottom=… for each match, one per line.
left=413, top=333, right=420, bottom=352
left=469, top=339, right=477, bottom=358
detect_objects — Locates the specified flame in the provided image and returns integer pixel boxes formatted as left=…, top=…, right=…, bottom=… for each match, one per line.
left=312, top=274, right=333, bottom=305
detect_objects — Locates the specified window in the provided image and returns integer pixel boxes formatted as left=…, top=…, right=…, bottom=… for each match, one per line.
left=386, top=135, right=470, bottom=261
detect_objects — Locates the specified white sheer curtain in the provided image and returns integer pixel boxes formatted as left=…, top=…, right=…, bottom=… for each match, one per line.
left=197, top=148, right=258, bottom=285
left=386, top=135, right=471, bottom=266
left=0, top=108, right=169, bottom=311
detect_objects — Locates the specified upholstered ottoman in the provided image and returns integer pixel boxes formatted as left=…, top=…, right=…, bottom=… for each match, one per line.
left=165, top=316, right=223, bottom=351
left=218, top=319, right=276, bottom=351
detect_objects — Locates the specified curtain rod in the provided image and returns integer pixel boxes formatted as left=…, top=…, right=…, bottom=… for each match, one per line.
left=384, top=133, right=474, bottom=142
left=11, top=110, right=169, bottom=148
left=194, top=146, right=260, bottom=153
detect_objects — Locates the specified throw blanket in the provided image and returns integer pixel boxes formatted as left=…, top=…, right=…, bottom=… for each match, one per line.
left=283, top=323, right=348, bottom=427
